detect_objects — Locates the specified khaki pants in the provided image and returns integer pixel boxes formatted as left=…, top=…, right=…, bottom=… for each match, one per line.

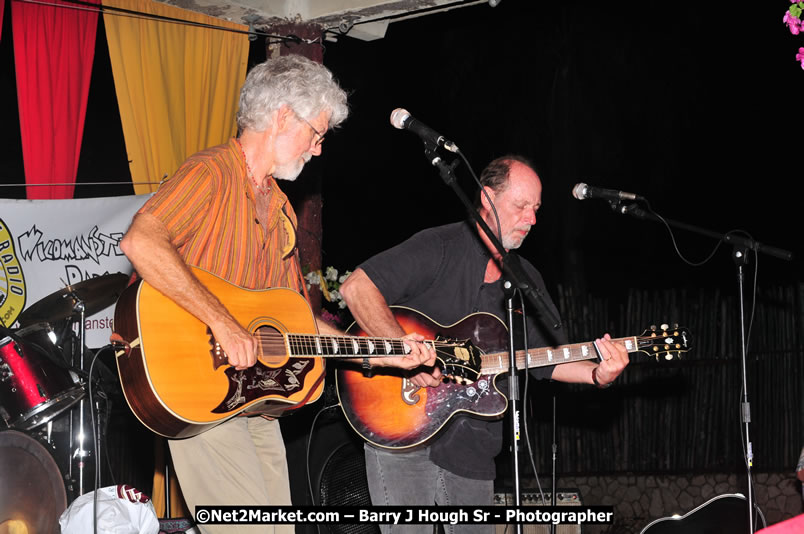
left=169, top=416, right=294, bottom=534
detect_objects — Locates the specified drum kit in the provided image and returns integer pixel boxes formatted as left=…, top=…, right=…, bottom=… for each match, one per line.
left=0, top=273, right=128, bottom=534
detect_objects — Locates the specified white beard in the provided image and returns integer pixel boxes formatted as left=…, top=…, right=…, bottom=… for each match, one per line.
left=502, top=226, right=530, bottom=250
left=274, top=153, right=312, bottom=182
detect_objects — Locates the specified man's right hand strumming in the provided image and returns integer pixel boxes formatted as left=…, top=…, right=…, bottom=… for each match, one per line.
left=211, top=319, right=259, bottom=370
left=408, top=365, right=443, bottom=388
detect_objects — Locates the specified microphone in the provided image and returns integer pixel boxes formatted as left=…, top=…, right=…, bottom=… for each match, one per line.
left=572, top=183, right=643, bottom=202
left=390, top=108, right=459, bottom=153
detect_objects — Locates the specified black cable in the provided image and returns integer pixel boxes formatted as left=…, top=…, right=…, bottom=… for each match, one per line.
left=103, top=394, right=117, bottom=486
left=79, top=343, right=116, bottom=534
left=88, top=346, right=103, bottom=534
left=640, top=200, right=724, bottom=267
left=457, top=150, right=502, bottom=248
left=305, top=403, right=340, bottom=534
left=643, top=200, right=768, bottom=529
left=517, top=289, right=547, bottom=507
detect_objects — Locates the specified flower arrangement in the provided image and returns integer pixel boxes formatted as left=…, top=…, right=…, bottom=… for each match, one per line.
left=304, top=266, right=353, bottom=326
left=783, top=1, right=804, bottom=69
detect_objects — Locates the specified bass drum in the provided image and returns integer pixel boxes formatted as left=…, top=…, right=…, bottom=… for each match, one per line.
left=0, top=430, right=67, bottom=534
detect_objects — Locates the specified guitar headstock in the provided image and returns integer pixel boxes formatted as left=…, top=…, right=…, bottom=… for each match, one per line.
left=636, top=323, right=692, bottom=361
left=434, top=337, right=483, bottom=384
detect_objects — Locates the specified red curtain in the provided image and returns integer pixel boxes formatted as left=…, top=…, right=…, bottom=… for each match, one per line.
left=12, top=0, right=99, bottom=199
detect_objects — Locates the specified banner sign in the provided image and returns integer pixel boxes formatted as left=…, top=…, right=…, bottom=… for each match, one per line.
left=0, top=194, right=151, bottom=347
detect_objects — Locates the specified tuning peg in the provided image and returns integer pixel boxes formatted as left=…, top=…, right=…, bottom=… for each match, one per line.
left=660, top=323, right=669, bottom=331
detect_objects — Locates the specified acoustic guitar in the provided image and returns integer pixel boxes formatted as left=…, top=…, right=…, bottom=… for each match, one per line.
left=336, top=308, right=691, bottom=449
left=112, top=267, right=481, bottom=439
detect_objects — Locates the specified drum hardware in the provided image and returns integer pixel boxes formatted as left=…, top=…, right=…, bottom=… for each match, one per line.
left=26, top=390, right=110, bottom=505
left=61, top=295, right=100, bottom=499
left=63, top=303, right=118, bottom=499
left=6, top=273, right=127, bottom=501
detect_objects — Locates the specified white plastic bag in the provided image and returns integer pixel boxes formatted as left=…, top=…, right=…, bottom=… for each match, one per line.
left=59, top=485, right=160, bottom=534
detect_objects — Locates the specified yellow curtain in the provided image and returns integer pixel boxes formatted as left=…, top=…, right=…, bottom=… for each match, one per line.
left=103, top=0, right=248, bottom=194
left=102, top=1, right=247, bottom=517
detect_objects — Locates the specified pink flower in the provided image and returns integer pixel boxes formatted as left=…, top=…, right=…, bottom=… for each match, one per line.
left=320, top=308, right=341, bottom=325
left=797, top=47, right=804, bottom=70
left=784, top=11, right=802, bottom=34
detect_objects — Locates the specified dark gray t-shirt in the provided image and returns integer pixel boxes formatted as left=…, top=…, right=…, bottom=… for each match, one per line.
left=359, top=221, right=567, bottom=479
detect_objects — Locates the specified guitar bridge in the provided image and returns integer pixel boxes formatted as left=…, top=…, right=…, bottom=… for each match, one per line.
left=434, top=335, right=482, bottom=384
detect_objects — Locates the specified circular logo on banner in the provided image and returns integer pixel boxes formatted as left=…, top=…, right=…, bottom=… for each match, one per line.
left=0, top=218, right=27, bottom=326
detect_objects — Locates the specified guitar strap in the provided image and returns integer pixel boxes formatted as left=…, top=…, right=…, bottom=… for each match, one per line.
left=279, top=204, right=311, bottom=303
left=291, top=248, right=311, bottom=303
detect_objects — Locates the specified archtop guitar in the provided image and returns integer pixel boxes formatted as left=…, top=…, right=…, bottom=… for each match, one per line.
left=336, top=309, right=691, bottom=449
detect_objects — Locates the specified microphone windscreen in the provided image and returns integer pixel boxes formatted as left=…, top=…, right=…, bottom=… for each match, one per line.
left=572, top=183, right=588, bottom=200
left=390, top=108, right=410, bottom=129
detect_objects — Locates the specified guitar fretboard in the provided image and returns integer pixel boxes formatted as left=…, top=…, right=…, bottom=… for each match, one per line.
left=480, top=336, right=638, bottom=375
left=281, top=333, right=418, bottom=358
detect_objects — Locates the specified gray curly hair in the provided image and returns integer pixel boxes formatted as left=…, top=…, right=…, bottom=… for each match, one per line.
left=236, top=54, right=349, bottom=132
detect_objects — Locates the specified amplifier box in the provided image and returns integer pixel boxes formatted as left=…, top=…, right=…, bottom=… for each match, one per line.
left=494, top=489, right=582, bottom=534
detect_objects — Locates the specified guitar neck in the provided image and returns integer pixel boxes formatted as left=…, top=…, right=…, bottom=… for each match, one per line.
left=480, top=336, right=639, bottom=375
left=282, top=332, right=414, bottom=359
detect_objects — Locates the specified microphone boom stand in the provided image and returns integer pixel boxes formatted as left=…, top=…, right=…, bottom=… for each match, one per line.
left=619, top=202, right=793, bottom=534
left=422, top=146, right=563, bottom=532
left=423, top=148, right=563, bottom=330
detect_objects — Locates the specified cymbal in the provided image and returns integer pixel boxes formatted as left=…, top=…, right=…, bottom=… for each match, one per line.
left=17, top=273, right=129, bottom=327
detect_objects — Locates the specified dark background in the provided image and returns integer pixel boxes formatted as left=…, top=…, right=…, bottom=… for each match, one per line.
left=316, top=1, right=803, bottom=297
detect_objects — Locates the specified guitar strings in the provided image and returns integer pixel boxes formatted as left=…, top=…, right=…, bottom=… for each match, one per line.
left=251, top=330, right=466, bottom=359
left=249, top=330, right=680, bottom=365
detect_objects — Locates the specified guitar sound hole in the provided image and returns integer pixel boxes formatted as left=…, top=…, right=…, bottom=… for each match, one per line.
left=255, top=325, right=288, bottom=366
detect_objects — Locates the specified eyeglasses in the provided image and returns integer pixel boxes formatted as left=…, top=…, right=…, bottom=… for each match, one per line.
left=295, top=113, right=326, bottom=147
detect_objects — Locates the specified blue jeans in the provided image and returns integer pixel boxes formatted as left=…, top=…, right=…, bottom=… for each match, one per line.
left=364, top=444, right=494, bottom=534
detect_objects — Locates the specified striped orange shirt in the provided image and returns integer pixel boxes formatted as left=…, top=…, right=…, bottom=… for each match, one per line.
left=139, top=138, right=304, bottom=293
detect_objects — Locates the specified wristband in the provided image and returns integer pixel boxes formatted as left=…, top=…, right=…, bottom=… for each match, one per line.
left=592, top=366, right=611, bottom=389
left=362, top=357, right=372, bottom=374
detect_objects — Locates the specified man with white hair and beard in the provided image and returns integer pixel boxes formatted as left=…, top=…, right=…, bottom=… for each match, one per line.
left=120, top=54, right=435, bottom=533
left=340, top=155, right=630, bottom=534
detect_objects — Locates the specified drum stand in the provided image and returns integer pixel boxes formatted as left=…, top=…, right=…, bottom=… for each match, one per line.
left=64, top=294, right=102, bottom=498
left=72, top=298, right=90, bottom=496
